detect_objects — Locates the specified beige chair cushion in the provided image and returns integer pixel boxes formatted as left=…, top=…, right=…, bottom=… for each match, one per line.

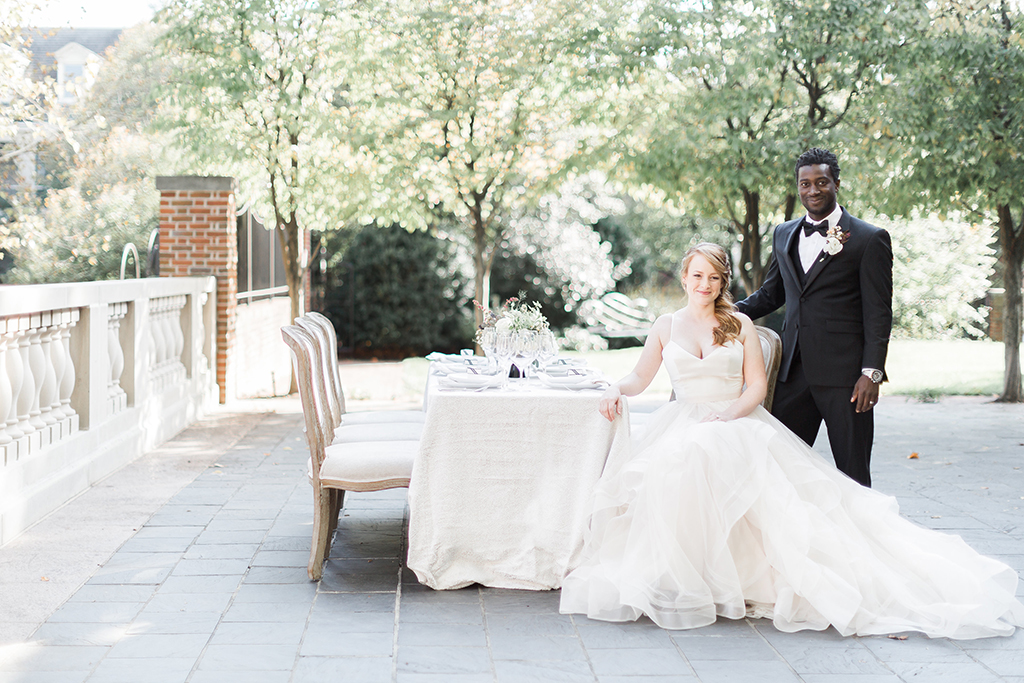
left=313, top=440, right=419, bottom=490
left=333, top=421, right=424, bottom=443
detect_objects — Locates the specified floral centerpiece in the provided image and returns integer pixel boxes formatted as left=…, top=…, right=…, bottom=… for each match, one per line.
left=474, top=296, right=553, bottom=380
left=475, top=295, right=549, bottom=340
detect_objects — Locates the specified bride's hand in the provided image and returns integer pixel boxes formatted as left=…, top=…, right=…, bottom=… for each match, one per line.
left=700, top=411, right=732, bottom=423
left=598, top=387, right=623, bottom=422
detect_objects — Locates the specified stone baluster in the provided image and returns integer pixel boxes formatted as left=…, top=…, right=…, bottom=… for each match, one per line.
left=27, top=326, right=48, bottom=431
left=4, top=328, right=24, bottom=441
left=198, top=292, right=209, bottom=372
left=160, top=302, right=175, bottom=369
left=47, top=318, right=67, bottom=420
left=108, top=304, right=127, bottom=412
left=15, top=326, right=36, bottom=439
left=172, top=295, right=186, bottom=363
left=57, top=313, right=78, bottom=423
left=150, top=298, right=167, bottom=371
left=37, top=320, right=58, bottom=427
left=0, top=332, right=12, bottom=447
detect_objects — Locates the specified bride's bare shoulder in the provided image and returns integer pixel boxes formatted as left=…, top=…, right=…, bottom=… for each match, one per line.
left=647, top=313, right=674, bottom=344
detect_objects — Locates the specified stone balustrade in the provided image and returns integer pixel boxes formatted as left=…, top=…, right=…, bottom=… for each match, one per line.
left=0, top=277, right=217, bottom=545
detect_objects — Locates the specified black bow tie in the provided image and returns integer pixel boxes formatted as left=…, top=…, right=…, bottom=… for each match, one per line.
left=803, top=220, right=827, bottom=237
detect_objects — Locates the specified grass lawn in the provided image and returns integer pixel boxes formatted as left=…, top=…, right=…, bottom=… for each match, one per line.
left=386, top=339, right=1018, bottom=404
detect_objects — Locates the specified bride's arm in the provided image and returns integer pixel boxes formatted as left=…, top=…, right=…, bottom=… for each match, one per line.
left=597, top=314, right=671, bottom=422
left=703, top=314, right=767, bottom=422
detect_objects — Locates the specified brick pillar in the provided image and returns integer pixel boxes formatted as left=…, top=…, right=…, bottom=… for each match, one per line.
left=156, top=176, right=237, bottom=404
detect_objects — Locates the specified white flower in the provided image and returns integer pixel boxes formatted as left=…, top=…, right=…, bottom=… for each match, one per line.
left=495, top=317, right=512, bottom=332
left=824, top=237, right=843, bottom=255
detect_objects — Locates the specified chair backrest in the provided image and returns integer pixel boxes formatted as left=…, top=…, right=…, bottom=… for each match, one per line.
left=307, top=312, right=347, bottom=415
left=756, top=325, right=782, bottom=412
left=295, top=315, right=343, bottom=430
left=281, top=325, right=330, bottom=484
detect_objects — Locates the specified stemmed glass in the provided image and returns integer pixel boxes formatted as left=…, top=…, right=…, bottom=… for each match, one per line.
left=493, top=330, right=516, bottom=388
left=478, top=327, right=497, bottom=373
left=535, top=330, right=558, bottom=373
left=511, top=330, right=539, bottom=380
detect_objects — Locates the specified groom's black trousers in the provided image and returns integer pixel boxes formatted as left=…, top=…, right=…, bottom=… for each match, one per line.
left=770, top=351, right=874, bottom=488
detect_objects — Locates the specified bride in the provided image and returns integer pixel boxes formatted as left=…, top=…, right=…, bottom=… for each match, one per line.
left=559, top=242, right=1023, bottom=639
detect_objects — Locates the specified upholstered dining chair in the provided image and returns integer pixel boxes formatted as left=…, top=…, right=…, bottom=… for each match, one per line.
left=756, top=325, right=782, bottom=412
left=301, top=312, right=427, bottom=426
left=282, top=324, right=420, bottom=580
left=295, top=315, right=423, bottom=443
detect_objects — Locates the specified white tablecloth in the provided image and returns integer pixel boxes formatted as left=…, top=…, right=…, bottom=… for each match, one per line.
left=406, top=375, right=632, bottom=590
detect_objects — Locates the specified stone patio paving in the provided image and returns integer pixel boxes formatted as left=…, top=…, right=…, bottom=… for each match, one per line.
left=1, top=394, right=1022, bottom=682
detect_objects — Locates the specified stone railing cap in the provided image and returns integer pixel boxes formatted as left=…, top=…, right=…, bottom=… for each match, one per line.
left=156, top=176, right=236, bottom=191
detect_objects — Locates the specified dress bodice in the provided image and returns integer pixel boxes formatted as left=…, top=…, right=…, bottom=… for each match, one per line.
left=664, top=339, right=744, bottom=404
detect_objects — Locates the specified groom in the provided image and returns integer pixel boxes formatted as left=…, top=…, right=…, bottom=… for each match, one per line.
left=735, top=148, right=892, bottom=487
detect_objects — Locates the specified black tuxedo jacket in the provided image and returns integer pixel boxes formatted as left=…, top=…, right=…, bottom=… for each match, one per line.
left=736, top=210, right=893, bottom=387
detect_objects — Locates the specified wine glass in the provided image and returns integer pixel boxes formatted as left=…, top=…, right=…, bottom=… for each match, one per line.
left=493, top=330, right=515, bottom=388
left=535, top=329, right=558, bottom=372
left=511, top=330, right=539, bottom=380
left=478, top=327, right=497, bottom=373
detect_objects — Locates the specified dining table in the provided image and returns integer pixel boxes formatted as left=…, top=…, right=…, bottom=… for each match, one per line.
left=406, top=359, right=633, bottom=591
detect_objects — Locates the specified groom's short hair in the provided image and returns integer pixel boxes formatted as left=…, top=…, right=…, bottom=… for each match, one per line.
left=795, top=148, right=841, bottom=183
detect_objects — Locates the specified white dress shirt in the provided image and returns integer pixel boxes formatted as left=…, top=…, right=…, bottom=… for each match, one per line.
left=798, top=204, right=843, bottom=273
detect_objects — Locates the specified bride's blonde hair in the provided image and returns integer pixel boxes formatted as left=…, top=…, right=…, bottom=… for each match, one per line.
left=681, top=243, right=742, bottom=346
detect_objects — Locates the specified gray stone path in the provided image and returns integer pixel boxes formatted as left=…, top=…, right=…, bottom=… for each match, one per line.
left=1, top=395, right=1022, bottom=683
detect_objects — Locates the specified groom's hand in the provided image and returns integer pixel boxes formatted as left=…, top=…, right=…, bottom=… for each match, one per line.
left=851, top=375, right=880, bottom=413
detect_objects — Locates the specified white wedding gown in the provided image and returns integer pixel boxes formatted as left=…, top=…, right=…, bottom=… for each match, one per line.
left=559, top=339, right=1024, bottom=638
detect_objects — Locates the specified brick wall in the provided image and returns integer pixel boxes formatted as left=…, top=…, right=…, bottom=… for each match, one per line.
left=156, top=176, right=237, bottom=403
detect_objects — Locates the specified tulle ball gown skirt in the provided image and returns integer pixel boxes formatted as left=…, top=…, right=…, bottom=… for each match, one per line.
left=559, top=398, right=1024, bottom=639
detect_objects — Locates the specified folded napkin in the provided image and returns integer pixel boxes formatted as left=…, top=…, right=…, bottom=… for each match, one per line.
left=543, top=364, right=596, bottom=378
left=437, top=373, right=503, bottom=390
left=538, top=372, right=608, bottom=391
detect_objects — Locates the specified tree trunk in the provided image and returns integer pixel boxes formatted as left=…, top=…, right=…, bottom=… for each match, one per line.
left=736, top=189, right=765, bottom=295
left=784, top=193, right=797, bottom=222
left=996, top=203, right=1024, bottom=403
left=472, top=214, right=490, bottom=331
left=276, top=216, right=304, bottom=394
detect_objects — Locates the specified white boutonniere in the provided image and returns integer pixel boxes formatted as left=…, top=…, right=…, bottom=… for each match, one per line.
left=823, top=224, right=850, bottom=256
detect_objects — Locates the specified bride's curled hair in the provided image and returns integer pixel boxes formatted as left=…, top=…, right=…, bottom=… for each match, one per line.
left=681, top=243, right=743, bottom=346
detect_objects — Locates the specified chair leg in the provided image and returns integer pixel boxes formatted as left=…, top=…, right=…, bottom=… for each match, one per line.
left=307, top=488, right=333, bottom=581
left=327, top=488, right=344, bottom=537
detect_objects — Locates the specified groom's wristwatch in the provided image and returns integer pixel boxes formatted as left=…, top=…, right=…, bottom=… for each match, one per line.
left=862, top=368, right=883, bottom=384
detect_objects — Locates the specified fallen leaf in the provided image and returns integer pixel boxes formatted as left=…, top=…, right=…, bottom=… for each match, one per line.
left=40, top=576, right=49, bottom=582
left=981, top=487, right=989, bottom=490
left=887, top=634, right=908, bottom=640
left=908, top=453, right=919, bottom=459
left=931, top=515, right=941, bottom=519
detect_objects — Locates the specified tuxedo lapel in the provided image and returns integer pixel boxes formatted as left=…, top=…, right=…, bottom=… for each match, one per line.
left=777, top=219, right=802, bottom=287
left=801, top=210, right=852, bottom=291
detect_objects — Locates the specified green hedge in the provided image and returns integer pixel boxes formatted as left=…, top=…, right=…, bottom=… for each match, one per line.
left=318, top=224, right=473, bottom=359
